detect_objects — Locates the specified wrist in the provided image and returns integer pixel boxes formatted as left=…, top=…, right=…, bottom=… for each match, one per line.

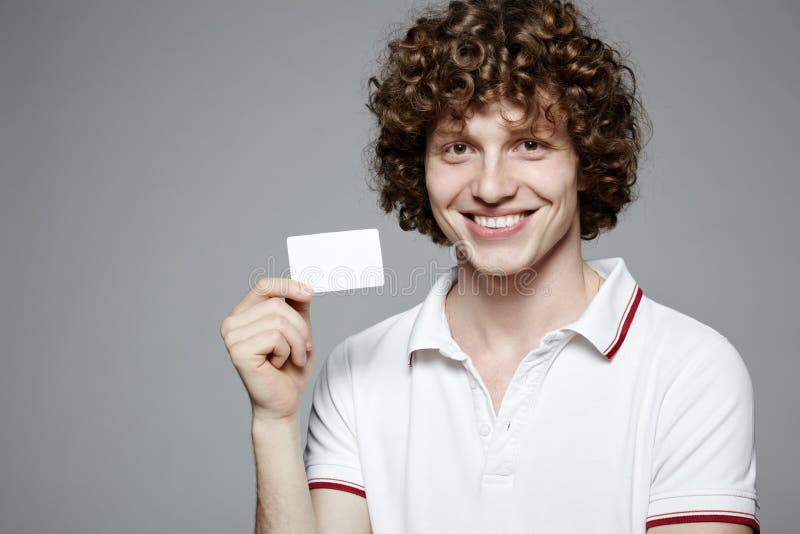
left=251, top=410, right=299, bottom=436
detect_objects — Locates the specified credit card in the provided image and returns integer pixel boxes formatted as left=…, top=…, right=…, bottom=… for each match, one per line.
left=286, top=228, right=384, bottom=293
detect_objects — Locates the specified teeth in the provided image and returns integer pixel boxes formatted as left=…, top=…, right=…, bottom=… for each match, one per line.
left=473, top=213, right=527, bottom=228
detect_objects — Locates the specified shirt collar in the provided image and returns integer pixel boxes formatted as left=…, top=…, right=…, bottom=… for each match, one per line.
left=406, top=256, right=643, bottom=366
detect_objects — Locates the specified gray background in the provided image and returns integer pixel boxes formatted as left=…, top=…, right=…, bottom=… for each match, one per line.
left=1, top=0, right=797, bottom=532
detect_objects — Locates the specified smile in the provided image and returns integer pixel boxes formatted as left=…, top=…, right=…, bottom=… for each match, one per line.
left=462, top=210, right=537, bottom=239
left=471, top=212, right=527, bottom=228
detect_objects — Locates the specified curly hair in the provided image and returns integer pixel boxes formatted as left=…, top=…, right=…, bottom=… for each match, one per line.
left=365, top=0, right=652, bottom=245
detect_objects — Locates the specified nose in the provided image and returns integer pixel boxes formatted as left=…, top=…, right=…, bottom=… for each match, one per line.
left=471, top=154, right=518, bottom=204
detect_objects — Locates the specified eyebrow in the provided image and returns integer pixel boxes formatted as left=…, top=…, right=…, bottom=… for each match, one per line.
left=430, top=122, right=560, bottom=141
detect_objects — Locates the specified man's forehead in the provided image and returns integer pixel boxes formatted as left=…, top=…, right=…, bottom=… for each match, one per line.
left=431, top=103, right=563, bottom=138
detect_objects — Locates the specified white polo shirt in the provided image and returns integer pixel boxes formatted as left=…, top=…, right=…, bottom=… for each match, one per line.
left=303, top=256, right=760, bottom=534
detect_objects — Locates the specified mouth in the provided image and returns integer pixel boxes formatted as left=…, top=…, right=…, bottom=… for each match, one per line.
left=460, top=209, right=538, bottom=240
left=462, top=210, right=536, bottom=228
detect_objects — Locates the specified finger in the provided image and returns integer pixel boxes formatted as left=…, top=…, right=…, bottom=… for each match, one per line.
left=267, top=336, right=293, bottom=369
left=226, top=314, right=309, bottom=366
left=230, top=329, right=291, bottom=369
left=267, top=337, right=293, bottom=369
left=274, top=319, right=309, bottom=368
left=224, top=298, right=312, bottom=343
left=231, top=277, right=314, bottom=316
left=284, top=291, right=313, bottom=324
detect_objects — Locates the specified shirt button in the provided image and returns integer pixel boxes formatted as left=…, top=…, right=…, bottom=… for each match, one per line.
left=469, top=379, right=478, bottom=389
left=479, top=423, right=491, bottom=437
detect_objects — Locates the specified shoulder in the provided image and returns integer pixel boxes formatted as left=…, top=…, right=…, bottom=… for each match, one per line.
left=639, top=295, right=753, bottom=391
left=639, top=295, right=725, bottom=347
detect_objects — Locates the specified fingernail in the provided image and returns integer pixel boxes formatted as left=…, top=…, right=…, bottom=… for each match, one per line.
left=301, top=350, right=308, bottom=365
left=301, top=284, right=315, bottom=295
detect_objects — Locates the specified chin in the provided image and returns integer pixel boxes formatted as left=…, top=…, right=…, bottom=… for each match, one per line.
left=461, top=248, right=540, bottom=278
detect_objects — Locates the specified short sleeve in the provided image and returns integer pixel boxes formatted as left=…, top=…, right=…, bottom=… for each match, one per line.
left=303, top=337, right=366, bottom=499
left=647, top=334, right=760, bottom=532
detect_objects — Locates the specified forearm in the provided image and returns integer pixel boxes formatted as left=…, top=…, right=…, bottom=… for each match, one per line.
left=252, top=414, right=318, bottom=534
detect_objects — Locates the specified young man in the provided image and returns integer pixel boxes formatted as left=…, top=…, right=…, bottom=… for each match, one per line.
left=220, top=1, right=759, bottom=533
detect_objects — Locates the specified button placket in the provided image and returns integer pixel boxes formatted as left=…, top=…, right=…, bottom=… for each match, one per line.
left=502, top=336, right=572, bottom=482
left=479, top=362, right=532, bottom=477
left=485, top=338, right=572, bottom=481
left=463, top=363, right=495, bottom=453
left=463, top=361, right=496, bottom=422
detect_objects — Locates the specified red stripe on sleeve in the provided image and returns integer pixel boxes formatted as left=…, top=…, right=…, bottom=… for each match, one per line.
left=308, top=481, right=367, bottom=499
left=646, top=514, right=759, bottom=533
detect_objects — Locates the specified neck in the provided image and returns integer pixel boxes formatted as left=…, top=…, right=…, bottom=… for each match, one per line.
left=445, top=246, right=603, bottom=360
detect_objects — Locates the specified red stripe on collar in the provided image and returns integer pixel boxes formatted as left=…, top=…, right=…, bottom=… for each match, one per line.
left=603, top=285, right=643, bottom=359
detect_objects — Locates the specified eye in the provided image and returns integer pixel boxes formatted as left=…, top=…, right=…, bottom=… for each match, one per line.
left=516, top=139, right=544, bottom=153
left=444, top=142, right=473, bottom=157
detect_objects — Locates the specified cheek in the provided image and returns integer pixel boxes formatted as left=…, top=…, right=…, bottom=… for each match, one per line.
left=424, top=170, right=459, bottom=210
left=423, top=176, right=441, bottom=210
left=424, top=180, right=448, bottom=229
left=532, top=160, right=579, bottom=202
left=424, top=181, right=456, bottom=236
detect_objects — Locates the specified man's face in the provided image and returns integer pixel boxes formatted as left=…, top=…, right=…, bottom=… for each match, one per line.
left=424, top=97, right=583, bottom=276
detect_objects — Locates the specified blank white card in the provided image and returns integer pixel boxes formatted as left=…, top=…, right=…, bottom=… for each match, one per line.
left=287, top=228, right=384, bottom=293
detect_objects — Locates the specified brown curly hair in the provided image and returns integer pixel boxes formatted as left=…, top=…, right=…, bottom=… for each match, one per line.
left=364, top=0, right=652, bottom=245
